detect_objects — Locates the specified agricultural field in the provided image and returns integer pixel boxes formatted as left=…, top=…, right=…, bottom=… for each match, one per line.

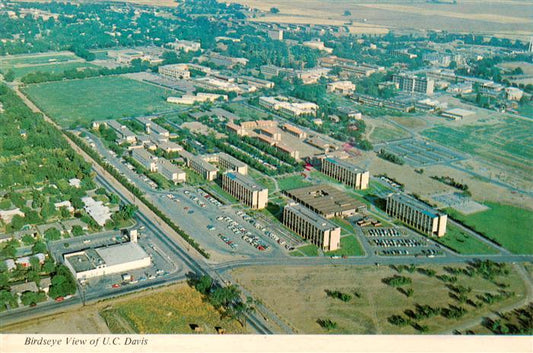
left=421, top=117, right=533, bottom=181
left=99, top=283, right=247, bottom=334
left=23, top=76, right=177, bottom=127
left=0, top=52, right=95, bottom=79
left=232, top=263, right=529, bottom=334
left=225, top=0, right=533, bottom=39
left=446, top=202, right=533, bottom=255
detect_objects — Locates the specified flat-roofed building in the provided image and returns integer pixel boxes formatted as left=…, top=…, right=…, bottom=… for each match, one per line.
left=386, top=193, right=447, bottom=237
left=64, top=241, right=151, bottom=280
left=283, top=203, right=340, bottom=251
left=221, top=172, right=268, bottom=209
left=155, top=140, right=183, bottom=153
left=179, top=150, right=218, bottom=181
left=169, top=40, right=201, bottom=52
left=327, top=81, right=356, bottom=95
left=393, top=74, right=434, bottom=95
left=306, top=136, right=337, bottom=152
left=81, top=196, right=112, bottom=227
left=208, top=153, right=248, bottom=175
left=0, top=208, right=25, bottom=224
left=259, top=126, right=281, bottom=141
left=136, top=117, right=169, bottom=138
left=275, top=143, right=300, bottom=160
left=158, top=64, right=190, bottom=80
left=284, top=184, right=365, bottom=219
left=226, top=121, right=247, bottom=136
left=283, top=123, right=306, bottom=139
left=157, top=159, right=186, bottom=183
left=105, top=120, right=136, bottom=143
left=131, top=148, right=158, bottom=172
left=321, top=157, right=369, bottom=190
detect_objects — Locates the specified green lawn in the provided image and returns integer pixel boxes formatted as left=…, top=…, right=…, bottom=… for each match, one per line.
left=0, top=53, right=78, bottom=67
left=369, top=126, right=408, bottom=143
left=446, top=202, right=533, bottom=254
left=23, top=76, right=177, bottom=127
left=296, top=244, right=319, bottom=256
left=325, top=235, right=365, bottom=257
left=430, top=224, right=499, bottom=255
left=277, top=175, right=312, bottom=191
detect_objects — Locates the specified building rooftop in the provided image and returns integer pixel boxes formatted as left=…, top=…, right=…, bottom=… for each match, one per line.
left=224, top=172, right=266, bottom=191
left=284, top=184, right=364, bottom=216
left=324, top=156, right=367, bottom=173
left=285, top=203, right=338, bottom=231
left=95, top=242, right=149, bottom=267
left=180, top=150, right=218, bottom=172
left=217, top=152, right=247, bottom=168
left=388, top=193, right=442, bottom=218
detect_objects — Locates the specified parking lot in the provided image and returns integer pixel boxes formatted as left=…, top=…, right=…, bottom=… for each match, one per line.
left=379, top=138, right=466, bottom=167
left=360, top=227, right=444, bottom=258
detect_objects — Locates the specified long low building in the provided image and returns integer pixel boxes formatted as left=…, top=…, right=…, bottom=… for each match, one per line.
left=321, top=157, right=369, bottom=190
left=284, top=184, right=365, bottom=219
left=157, top=159, right=186, bottom=183
left=221, top=172, right=268, bottom=209
left=386, top=193, right=447, bottom=237
left=283, top=203, right=340, bottom=251
left=203, top=153, right=248, bottom=175
left=179, top=150, right=218, bottom=181
left=131, top=148, right=158, bottom=172
left=64, top=241, right=151, bottom=280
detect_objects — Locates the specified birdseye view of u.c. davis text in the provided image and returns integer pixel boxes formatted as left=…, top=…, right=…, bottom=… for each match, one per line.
left=0, top=0, right=531, bottom=341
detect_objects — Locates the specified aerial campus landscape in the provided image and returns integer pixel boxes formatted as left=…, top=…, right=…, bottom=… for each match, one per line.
left=0, top=0, right=532, bottom=342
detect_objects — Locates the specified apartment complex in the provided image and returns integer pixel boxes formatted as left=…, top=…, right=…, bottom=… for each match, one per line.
left=221, top=172, right=268, bottom=209
left=393, top=74, right=435, bottom=95
left=131, top=148, right=158, bottom=172
left=283, top=203, right=340, bottom=251
left=157, top=159, right=186, bottom=183
left=136, top=117, right=170, bottom=138
left=386, top=193, right=447, bottom=237
left=158, top=64, right=190, bottom=80
left=321, top=157, right=369, bottom=190
left=104, top=120, right=136, bottom=143
left=204, top=153, right=248, bottom=175
left=179, top=150, right=218, bottom=181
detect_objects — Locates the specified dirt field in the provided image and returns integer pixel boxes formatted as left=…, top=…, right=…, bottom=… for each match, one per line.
left=226, top=0, right=533, bottom=39
left=231, top=263, right=529, bottom=334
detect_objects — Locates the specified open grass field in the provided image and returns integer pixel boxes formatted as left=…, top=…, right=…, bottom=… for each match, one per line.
left=226, top=0, right=533, bottom=39
left=232, top=263, right=529, bottom=334
left=225, top=102, right=270, bottom=120
left=431, top=224, right=499, bottom=255
left=421, top=117, right=533, bottom=182
left=8, top=62, right=98, bottom=79
left=0, top=52, right=79, bottom=67
left=446, top=202, right=533, bottom=255
left=23, top=76, right=177, bottom=127
left=325, top=235, right=365, bottom=257
left=276, top=175, right=312, bottom=191
left=369, top=126, right=408, bottom=143
left=99, top=283, right=247, bottom=334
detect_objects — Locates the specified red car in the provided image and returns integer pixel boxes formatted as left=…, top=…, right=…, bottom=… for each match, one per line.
left=55, top=297, right=65, bottom=302
left=112, top=284, right=120, bottom=288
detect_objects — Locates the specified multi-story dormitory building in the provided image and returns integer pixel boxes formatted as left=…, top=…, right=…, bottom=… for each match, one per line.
left=321, top=157, right=369, bottom=190
left=221, top=172, right=268, bottom=209
left=283, top=203, right=340, bottom=251
left=386, top=193, right=447, bottom=237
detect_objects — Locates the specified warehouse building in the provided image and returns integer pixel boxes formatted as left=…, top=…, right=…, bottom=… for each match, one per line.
left=283, top=203, right=340, bottom=251
left=64, top=240, right=151, bottom=280
left=221, top=172, right=268, bottom=209
left=321, top=157, right=369, bottom=190
left=179, top=150, right=218, bottom=181
left=284, top=184, right=365, bottom=219
left=386, top=193, right=447, bottom=237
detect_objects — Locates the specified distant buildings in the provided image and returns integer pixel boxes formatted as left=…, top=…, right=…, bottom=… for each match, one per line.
left=131, top=148, right=158, bottom=172
left=103, top=120, right=137, bottom=144
left=386, top=193, right=447, bottom=237
left=321, top=157, right=369, bottom=190
left=441, top=108, right=475, bottom=120
left=157, top=159, right=186, bottom=183
left=267, top=29, right=283, bottom=41
left=259, top=96, right=319, bottom=117
left=204, top=153, right=248, bottom=175
left=167, top=93, right=228, bottom=105
left=283, top=203, right=340, bottom=251
left=136, top=117, right=169, bottom=138
left=158, top=64, right=190, bottom=80
left=282, top=123, right=306, bottom=139
left=303, top=39, right=333, bottom=53
left=221, top=172, right=268, bottom=209
left=505, top=87, right=524, bottom=101
left=168, top=39, right=201, bottom=52
left=393, top=74, right=435, bottom=95
left=327, top=81, right=356, bottom=95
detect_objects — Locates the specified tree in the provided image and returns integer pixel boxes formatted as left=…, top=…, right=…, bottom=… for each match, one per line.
left=30, top=256, right=42, bottom=271
left=270, top=7, right=280, bottom=14
left=343, top=10, right=352, bottom=16
left=71, top=225, right=85, bottom=237
left=317, top=319, right=337, bottom=330
left=49, top=265, right=77, bottom=299
left=3, top=69, right=15, bottom=82
left=44, top=228, right=61, bottom=241
left=32, top=241, right=47, bottom=254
